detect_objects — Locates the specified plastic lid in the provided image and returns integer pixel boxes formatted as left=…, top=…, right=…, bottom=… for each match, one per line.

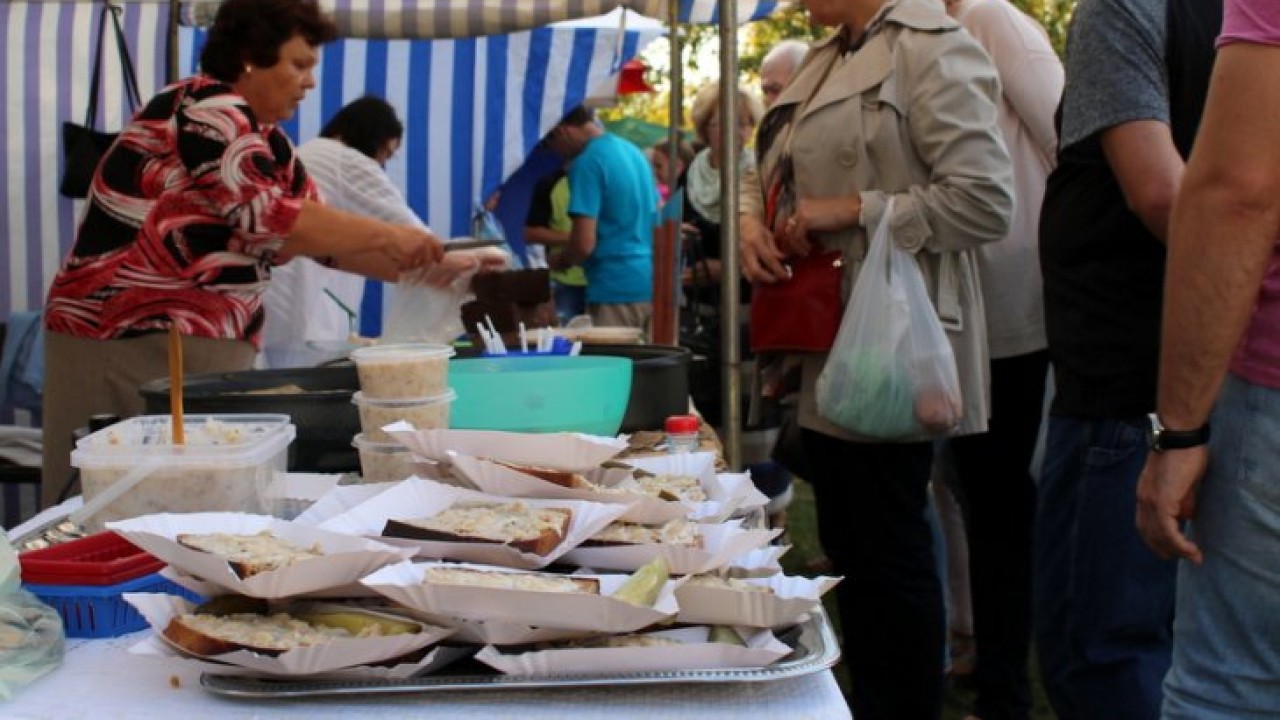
left=349, top=343, right=456, bottom=364
left=351, top=433, right=412, bottom=454
left=665, top=415, right=700, bottom=434
left=352, top=388, right=457, bottom=407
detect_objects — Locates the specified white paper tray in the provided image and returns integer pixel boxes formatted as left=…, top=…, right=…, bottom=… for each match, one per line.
left=198, top=606, right=840, bottom=698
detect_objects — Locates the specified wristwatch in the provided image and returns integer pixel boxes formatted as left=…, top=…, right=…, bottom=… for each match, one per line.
left=1146, top=413, right=1211, bottom=453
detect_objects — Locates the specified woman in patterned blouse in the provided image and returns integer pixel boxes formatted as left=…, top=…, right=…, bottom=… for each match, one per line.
left=39, top=0, right=445, bottom=506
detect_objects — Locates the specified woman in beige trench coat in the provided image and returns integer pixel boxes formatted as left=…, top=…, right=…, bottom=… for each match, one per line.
left=739, top=0, right=1014, bottom=716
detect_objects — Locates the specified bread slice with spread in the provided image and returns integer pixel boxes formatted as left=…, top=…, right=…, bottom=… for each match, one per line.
left=176, top=530, right=323, bottom=578
left=382, top=502, right=573, bottom=556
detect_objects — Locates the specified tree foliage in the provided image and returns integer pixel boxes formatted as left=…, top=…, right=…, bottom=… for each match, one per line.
left=600, top=1, right=1076, bottom=137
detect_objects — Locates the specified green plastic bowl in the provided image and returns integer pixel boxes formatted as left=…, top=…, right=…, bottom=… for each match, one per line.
left=448, top=355, right=633, bottom=435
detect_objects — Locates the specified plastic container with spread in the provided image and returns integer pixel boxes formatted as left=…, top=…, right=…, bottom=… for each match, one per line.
left=353, top=433, right=421, bottom=483
left=71, top=414, right=294, bottom=530
left=349, top=343, right=455, bottom=399
left=352, top=389, right=455, bottom=443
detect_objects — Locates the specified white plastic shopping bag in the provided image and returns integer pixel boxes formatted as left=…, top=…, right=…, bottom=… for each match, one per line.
left=816, top=198, right=962, bottom=439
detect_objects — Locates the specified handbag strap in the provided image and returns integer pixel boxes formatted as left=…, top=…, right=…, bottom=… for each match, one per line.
left=84, top=3, right=143, bottom=129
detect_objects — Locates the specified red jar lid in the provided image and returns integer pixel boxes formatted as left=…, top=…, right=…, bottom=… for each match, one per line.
left=664, top=414, right=700, bottom=434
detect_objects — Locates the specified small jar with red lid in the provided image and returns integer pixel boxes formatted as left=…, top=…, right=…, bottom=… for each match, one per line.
left=664, top=414, right=701, bottom=454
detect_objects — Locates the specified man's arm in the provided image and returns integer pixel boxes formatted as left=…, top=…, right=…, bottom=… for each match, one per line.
left=1101, top=120, right=1184, bottom=242
left=1137, top=43, right=1280, bottom=561
left=524, top=226, right=570, bottom=247
left=556, top=215, right=598, bottom=267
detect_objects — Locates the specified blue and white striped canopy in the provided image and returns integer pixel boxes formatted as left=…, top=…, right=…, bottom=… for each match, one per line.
left=180, top=0, right=780, bottom=38
left=1, top=0, right=778, bottom=318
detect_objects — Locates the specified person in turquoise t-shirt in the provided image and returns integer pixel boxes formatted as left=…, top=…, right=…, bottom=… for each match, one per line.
left=544, top=106, right=658, bottom=333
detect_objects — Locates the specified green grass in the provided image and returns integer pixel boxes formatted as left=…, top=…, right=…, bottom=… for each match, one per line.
left=779, top=478, right=1058, bottom=719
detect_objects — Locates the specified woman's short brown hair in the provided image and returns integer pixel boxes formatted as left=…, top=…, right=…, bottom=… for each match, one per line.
left=200, top=0, right=338, bottom=83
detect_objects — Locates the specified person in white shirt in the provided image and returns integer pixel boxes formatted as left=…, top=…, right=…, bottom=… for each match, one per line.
left=261, top=96, right=427, bottom=367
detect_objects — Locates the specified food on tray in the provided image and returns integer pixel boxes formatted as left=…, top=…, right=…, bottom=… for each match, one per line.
left=175, top=530, right=323, bottom=577
left=611, top=556, right=669, bottom=607
left=163, top=608, right=419, bottom=656
left=684, top=575, right=773, bottom=593
left=382, top=502, right=573, bottom=556
left=486, top=459, right=590, bottom=489
left=585, top=519, right=702, bottom=548
left=632, top=473, right=707, bottom=502
left=423, top=566, right=600, bottom=594
left=708, top=626, right=747, bottom=646
left=546, top=633, right=681, bottom=650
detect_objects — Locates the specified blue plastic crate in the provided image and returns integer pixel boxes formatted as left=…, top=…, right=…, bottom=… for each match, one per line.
left=24, top=572, right=203, bottom=638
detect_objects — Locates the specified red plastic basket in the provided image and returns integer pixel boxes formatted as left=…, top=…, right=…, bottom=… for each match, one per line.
left=19, top=531, right=164, bottom=586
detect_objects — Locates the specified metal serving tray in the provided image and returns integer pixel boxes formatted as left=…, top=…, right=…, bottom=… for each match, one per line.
left=199, top=606, right=841, bottom=699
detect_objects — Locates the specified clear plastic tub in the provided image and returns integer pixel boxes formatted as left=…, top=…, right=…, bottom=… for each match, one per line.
left=353, top=434, right=420, bottom=482
left=352, top=389, right=456, bottom=443
left=349, top=343, right=455, bottom=399
left=70, top=414, right=294, bottom=530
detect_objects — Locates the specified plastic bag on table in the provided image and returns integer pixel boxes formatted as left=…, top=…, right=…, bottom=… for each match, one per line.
left=383, top=245, right=512, bottom=343
left=0, top=534, right=64, bottom=700
left=816, top=198, right=962, bottom=439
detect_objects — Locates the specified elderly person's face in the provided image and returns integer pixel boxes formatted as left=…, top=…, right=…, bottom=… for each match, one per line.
left=704, top=109, right=756, bottom=161
left=760, top=58, right=795, bottom=108
left=237, top=35, right=320, bottom=124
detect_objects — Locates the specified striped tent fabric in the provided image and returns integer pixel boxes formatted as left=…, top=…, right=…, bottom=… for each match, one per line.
left=1, top=0, right=778, bottom=320
left=180, top=0, right=779, bottom=38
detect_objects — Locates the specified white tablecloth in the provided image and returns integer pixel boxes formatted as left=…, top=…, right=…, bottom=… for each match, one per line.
left=6, top=634, right=852, bottom=719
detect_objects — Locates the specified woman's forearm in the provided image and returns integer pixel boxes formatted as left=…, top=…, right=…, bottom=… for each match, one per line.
left=283, top=199, right=392, bottom=259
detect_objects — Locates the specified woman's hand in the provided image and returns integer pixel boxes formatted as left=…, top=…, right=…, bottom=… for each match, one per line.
left=740, top=214, right=789, bottom=283
left=384, top=225, right=445, bottom=272
left=775, top=195, right=862, bottom=256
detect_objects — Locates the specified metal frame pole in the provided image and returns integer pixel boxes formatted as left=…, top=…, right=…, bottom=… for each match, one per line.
left=718, top=0, right=741, bottom=470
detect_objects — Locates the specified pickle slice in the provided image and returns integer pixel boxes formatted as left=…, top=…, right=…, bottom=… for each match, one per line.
left=708, top=625, right=745, bottom=646
left=297, top=610, right=420, bottom=637
left=611, top=556, right=669, bottom=607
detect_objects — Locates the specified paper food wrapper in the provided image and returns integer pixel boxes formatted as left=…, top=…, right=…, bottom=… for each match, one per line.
left=561, top=522, right=780, bottom=575
left=161, top=567, right=379, bottom=600
left=361, top=560, right=680, bottom=633
left=674, top=574, right=841, bottom=627
left=616, top=453, right=753, bottom=522
left=124, top=593, right=454, bottom=677
left=723, top=544, right=788, bottom=577
left=385, top=425, right=628, bottom=469
left=473, top=626, right=791, bottom=675
left=108, top=512, right=415, bottom=599
left=127, top=632, right=471, bottom=680
left=405, top=613, right=597, bottom=646
left=317, top=478, right=631, bottom=569
left=292, top=482, right=400, bottom=527
left=703, top=472, right=771, bottom=521
left=447, top=454, right=680, bottom=525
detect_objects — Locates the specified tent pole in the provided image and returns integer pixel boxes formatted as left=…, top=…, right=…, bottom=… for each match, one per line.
left=718, top=0, right=741, bottom=470
left=166, top=0, right=179, bottom=83
left=650, top=1, right=683, bottom=348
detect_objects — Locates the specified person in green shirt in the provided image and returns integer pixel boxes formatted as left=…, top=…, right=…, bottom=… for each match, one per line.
left=525, top=168, right=587, bottom=322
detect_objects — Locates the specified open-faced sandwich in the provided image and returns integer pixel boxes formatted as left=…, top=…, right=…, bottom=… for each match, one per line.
left=631, top=473, right=707, bottom=503
left=485, top=459, right=591, bottom=489
left=162, top=597, right=423, bottom=657
left=382, top=501, right=573, bottom=556
left=584, top=519, right=703, bottom=548
left=175, top=530, right=323, bottom=578
left=422, top=566, right=600, bottom=595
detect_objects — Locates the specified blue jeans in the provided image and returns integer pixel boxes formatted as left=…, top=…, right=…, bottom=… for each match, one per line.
left=1164, top=374, right=1280, bottom=719
left=1033, top=415, right=1177, bottom=720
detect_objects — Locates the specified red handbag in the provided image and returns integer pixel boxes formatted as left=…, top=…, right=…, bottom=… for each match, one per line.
left=749, top=247, right=844, bottom=353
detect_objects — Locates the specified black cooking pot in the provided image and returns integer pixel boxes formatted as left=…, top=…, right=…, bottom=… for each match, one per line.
left=138, top=366, right=360, bottom=472
left=579, top=344, right=690, bottom=432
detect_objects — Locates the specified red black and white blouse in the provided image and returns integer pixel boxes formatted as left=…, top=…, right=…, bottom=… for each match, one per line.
left=45, top=76, right=317, bottom=349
